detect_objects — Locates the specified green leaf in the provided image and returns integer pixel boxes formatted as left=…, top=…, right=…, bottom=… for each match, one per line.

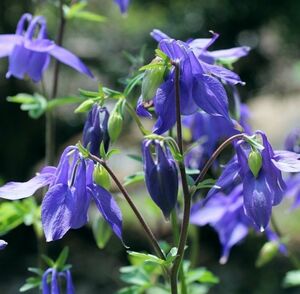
left=196, top=179, right=219, bottom=190
left=123, top=172, right=145, bottom=187
left=124, top=73, right=144, bottom=97
left=255, top=241, right=279, bottom=267
left=79, top=88, right=101, bottom=98
left=126, top=154, right=143, bottom=163
left=127, top=251, right=166, bottom=265
left=120, top=266, right=150, bottom=286
left=77, top=141, right=90, bottom=158
left=283, top=270, right=300, bottom=288
left=41, top=255, right=55, bottom=267
left=55, top=247, right=69, bottom=270
left=27, top=267, right=44, bottom=276
left=92, top=216, right=112, bottom=249
left=117, top=285, right=142, bottom=294
left=106, top=148, right=121, bottom=159
left=8, top=93, right=47, bottom=119
left=47, top=96, right=85, bottom=110
left=72, top=11, right=106, bottom=22
left=186, top=268, right=219, bottom=284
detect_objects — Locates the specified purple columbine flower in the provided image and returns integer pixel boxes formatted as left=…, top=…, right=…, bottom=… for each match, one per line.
left=0, top=13, right=93, bottom=82
left=284, top=174, right=300, bottom=209
left=42, top=268, right=74, bottom=294
left=114, top=0, right=130, bottom=14
left=147, top=31, right=246, bottom=134
left=208, top=131, right=300, bottom=231
left=83, top=105, right=110, bottom=157
left=0, top=146, right=122, bottom=242
left=142, top=140, right=178, bottom=219
left=191, top=184, right=285, bottom=264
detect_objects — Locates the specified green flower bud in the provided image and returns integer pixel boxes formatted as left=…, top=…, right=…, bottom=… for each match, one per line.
left=74, top=99, right=94, bottom=113
left=248, top=150, right=262, bottom=178
left=93, top=164, right=111, bottom=190
left=141, top=61, right=166, bottom=102
left=108, top=101, right=123, bottom=143
left=255, top=241, right=279, bottom=267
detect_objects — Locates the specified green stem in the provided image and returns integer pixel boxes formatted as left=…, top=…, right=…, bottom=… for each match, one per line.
left=88, top=154, right=165, bottom=261
left=190, top=226, right=200, bottom=269
left=170, top=61, right=190, bottom=294
left=124, top=100, right=150, bottom=136
left=46, top=0, right=66, bottom=166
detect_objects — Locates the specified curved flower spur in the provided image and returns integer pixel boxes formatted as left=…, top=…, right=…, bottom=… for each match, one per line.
left=0, top=13, right=93, bottom=82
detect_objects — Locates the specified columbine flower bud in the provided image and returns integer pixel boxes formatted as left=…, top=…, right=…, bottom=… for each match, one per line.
left=248, top=150, right=262, bottom=178
left=93, top=163, right=111, bottom=190
left=83, top=104, right=110, bottom=157
left=141, top=60, right=166, bottom=102
left=108, top=101, right=123, bottom=143
left=142, top=139, right=178, bottom=219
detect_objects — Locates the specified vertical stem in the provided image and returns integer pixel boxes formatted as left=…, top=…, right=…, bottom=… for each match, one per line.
left=170, top=61, right=191, bottom=294
left=46, top=0, right=66, bottom=166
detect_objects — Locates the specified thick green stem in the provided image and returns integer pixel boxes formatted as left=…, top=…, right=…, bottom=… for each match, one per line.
left=170, top=61, right=191, bottom=294
left=124, top=100, right=150, bottom=136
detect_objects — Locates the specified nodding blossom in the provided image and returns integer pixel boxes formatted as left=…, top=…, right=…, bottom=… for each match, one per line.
left=0, top=13, right=93, bottom=82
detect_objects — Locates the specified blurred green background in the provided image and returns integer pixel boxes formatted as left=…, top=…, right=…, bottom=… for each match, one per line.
left=0, top=0, right=300, bottom=293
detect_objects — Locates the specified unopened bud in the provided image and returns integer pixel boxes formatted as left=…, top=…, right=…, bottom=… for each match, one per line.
left=93, top=164, right=111, bottom=190
left=108, top=102, right=123, bottom=143
left=256, top=241, right=279, bottom=267
left=141, top=62, right=166, bottom=102
left=248, top=150, right=262, bottom=178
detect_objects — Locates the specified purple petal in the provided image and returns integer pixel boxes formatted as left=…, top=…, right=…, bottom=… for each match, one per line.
left=42, top=268, right=52, bottom=294
left=202, top=63, right=245, bottom=85
left=209, top=46, right=250, bottom=59
left=190, top=194, right=228, bottom=226
left=71, top=160, right=90, bottom=229
left=243, top=172, right=272, bottom=231
left=0, top=240, right=8, bottom=250
left=136, top=96, right=152, bottom=118
left=150, top=29, right=171, bottom=42
left=49, top=45, right=94, bottom=78
left=6, top=44, right=31, bottom=79
left=51, top=269, right=59, bottom=294
left=114, top=0, right=130, bottom=14
left=65, top=270, right=75, bottom=294
left=193, top=74, right=231, bottom=121
left=273, top=150, right=300, bottom=173
left=0, top=168, right=55, bottom=200
left=90, top=184, right=123, bottom=240
left=41, top=184, right=74, bottom=241
left=153, top=79, right=176, bottom=134
left=24, top=39, right=55, bottom=52
left=0, top=35, right=23, bottom=58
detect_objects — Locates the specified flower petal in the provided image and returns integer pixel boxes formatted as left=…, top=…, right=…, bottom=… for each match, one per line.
left=41, top=184, right=74, bottom=241
left=0, top=168, right=55, bottom=200
left=0, top=35, right=23, bottom=58
left=49, top=45, right=93, bottom=78
left=90, top=184, right=123, bottom=240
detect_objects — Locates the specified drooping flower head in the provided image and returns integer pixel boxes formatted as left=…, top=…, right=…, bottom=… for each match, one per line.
left=142, top=139, right=178, bottom=219
left=83, top=105, right=110, bottom=157
left=0, top=240, right=7, bottom=250
left=138, top=29, right=247, bottom=135
left=191, top=184, right=285, bottom=263
left=205, top=131, right=300, bottom=231
left=42, top=267, right=74, bottom=294
left=0, top=146, right=122, bottom=242
left=0, top=13, right=93, bottom=82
